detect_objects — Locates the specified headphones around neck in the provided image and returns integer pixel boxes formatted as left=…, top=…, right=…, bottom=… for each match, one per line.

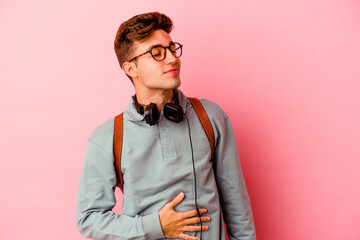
left=133, top=90, right=184, bottom=126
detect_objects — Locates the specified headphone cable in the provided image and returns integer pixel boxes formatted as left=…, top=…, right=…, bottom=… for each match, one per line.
left=185, top=114, right=203, bottom=239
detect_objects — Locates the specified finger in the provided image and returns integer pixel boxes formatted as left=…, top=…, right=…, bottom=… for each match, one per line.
left=183, top=208, right=207, bottom=218
left=179, top=233, right=201, bottom=240
left=184, top=224, right=209, bottom=232
left=183, top=216, right=211, bottom=225
left=167, top=192, right=185, bottom=208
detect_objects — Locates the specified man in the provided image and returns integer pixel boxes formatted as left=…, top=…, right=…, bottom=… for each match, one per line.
left=76, top=12, right=256, bottom=240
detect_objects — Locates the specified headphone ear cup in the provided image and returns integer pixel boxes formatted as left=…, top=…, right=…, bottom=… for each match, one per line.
left=144, top=103, right=159, bottom=126
left=164, top=103, right=184, bottom=123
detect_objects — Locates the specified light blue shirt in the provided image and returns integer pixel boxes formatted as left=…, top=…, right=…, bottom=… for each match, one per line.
left=76, top=89, right=256, bottom=239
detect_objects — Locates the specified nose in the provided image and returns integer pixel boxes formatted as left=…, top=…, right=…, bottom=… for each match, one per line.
left=164, top=48, right=179, bottom=64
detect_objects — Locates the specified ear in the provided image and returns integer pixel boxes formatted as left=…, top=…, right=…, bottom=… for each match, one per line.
left=122, top=62, right=138, bottom=78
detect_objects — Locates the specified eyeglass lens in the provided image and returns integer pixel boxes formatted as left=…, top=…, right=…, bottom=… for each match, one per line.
left=151, top=43, right=182, bottom=61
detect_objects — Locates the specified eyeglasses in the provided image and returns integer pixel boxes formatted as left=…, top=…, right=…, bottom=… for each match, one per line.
left=128, top=42, right=183, bottom=62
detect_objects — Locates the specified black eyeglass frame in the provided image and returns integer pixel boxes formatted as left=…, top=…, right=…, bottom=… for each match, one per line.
left=128, top=42, right=183, bottom=62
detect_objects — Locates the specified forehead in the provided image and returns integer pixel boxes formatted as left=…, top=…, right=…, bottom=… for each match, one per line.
left=134, top=29, right=173, bottom=53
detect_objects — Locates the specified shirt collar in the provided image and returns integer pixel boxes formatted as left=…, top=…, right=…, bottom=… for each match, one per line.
left=125, top=88, right=188, bottom=122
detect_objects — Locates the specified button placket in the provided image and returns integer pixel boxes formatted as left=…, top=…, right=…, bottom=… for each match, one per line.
left=158, top=117, right=176, bottom=159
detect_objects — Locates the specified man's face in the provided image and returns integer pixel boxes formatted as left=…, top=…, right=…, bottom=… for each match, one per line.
left=130, top=29, right=181, bottom=92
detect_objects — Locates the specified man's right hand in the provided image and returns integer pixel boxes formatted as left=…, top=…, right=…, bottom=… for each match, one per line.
left=158, top=192, right=210, bottom=240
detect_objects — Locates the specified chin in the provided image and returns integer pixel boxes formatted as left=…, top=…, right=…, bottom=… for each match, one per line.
left=171, top=80, right=181, bottom=89
left=163, top=77, right=181, bottom=90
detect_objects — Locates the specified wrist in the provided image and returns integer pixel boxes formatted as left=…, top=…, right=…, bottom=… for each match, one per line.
left=142, top=212, right=165, bottom=239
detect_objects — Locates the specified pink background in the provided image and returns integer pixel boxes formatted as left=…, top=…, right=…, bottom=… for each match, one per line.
left=1, top=0, right=360, bottom=239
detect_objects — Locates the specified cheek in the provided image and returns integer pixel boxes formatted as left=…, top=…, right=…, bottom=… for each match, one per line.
left=141, top=63, right=163, bottom=77
left=138, top=63, right=152, bottom=77
left=138, top=65, right=162, bottom=85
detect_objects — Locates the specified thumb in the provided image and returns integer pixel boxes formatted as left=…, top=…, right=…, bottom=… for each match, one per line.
left=168, top=192, right=185, bottom=209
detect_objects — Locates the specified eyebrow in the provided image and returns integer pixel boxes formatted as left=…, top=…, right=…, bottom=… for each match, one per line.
left=145, top=41, right=175, bottom=52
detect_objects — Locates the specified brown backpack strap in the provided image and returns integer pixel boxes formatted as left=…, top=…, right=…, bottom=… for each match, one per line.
left=113, top=113, right=124, bottom=192
left=188, top=97, right=215, bottom=162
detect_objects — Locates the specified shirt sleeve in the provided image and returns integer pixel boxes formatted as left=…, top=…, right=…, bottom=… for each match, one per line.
left=212, top=113, right=257, bottom=240
left=76, top=140, right=165, bottom=240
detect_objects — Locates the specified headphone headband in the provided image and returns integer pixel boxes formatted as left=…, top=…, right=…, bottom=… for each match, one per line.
left=132, top=89, right=183, bottom=126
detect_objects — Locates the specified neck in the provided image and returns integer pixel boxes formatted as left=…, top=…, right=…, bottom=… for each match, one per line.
left=136, top=89, right=174, bottom=112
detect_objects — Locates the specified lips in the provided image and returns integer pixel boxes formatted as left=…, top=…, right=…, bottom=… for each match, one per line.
left=165, top=68, right=179, bottom=74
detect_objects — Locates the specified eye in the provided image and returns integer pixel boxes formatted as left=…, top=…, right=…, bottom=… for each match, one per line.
left=169, top=43, right=177, bottom=52
left=151, top=47, right=162, bottom=56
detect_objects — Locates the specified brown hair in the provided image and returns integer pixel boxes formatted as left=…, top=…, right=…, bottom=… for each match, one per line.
left=114, top=12, right=173, bottom=80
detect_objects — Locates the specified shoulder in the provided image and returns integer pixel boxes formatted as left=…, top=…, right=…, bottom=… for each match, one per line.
left=88, top=117, right=114, bottom=147
left=191, top=98, right=232, bottom=139
left=196, top=98, right=229, bottom=121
